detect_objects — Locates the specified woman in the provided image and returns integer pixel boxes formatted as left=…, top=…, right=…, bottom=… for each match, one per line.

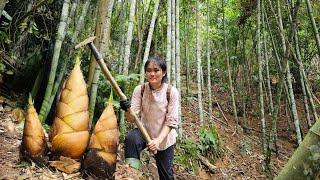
left=120, top=56, right=179, bottom=180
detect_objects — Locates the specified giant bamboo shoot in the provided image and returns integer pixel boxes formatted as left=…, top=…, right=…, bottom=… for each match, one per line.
left=49, top=60, right=89, bottom=160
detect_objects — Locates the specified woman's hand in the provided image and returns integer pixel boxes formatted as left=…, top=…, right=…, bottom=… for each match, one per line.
left=148, top=138, right=161, bottom=153
left=147, top=126, right=171, bottom=154
left=120, top=99, right=131, bottom=111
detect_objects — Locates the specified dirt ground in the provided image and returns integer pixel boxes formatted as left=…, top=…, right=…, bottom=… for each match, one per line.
left=0, top=87, right=303, bottom=180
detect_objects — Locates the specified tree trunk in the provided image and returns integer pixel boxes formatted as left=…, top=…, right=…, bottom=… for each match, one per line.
left=241, top=25, right=249, bottom=130
left=275, top=0, right=302, bottom=144
left=176, top=0, right=181, bottom=90
left=139, top=0, right=160, bottom=84
left=134, top=0, right=151, bottom=70
left=263, top=16, right=274, bottom=116
left=31, top=68, right=44, bottom=99
left=305, top=0, right=320, bottom=56
left=100, top=0, right=114, bottom=62
left=87, top=0, right=109, bottom=87
left=222, top=0, right=238, bottom=126
left=117, top=1, right=128, bottom=73
left=39, top=0, right=70, bottom=122
left=175, top=0, right=182, bottom=136
left=265, top=0, right=284, bottom=158
left=288, top=0, right=312, bottom=128
left=196, top=0, right=204, bottom=124
left=206, top=0, right=213, bottom=122
left=276, top=119, right=320, bottom=179
left=123, top=0, right=136, bottom=75
left=185, top=9, right=190, bottom=96
left=171, top=0, right=176, bottom=86
left=40, top=0, right=91, bottom=123
left=166, top=0, right=172, bottom=82
left=88, top=0, right=113, bottom=124
left=67, top=0, right=79, bottom=30
left=257, top=0, right=267, bottom=154
left=71, top=0, right=91, bottom=43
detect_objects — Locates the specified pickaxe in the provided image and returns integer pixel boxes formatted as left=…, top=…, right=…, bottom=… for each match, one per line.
left=75, top=37, right=155, bottom=152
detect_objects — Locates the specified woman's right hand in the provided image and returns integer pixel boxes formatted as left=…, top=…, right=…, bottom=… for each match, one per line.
left=120, top=99, right=131, bottom=111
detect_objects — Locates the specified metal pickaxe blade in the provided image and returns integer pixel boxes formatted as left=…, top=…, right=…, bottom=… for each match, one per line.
left=75, top=37, right=153, bottom=145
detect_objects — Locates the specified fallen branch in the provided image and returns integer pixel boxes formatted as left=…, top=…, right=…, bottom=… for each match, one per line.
left=242, top=126, right=262, bottom=133
left=312, top=92, right=320, bottom=106
left=216, top=102, right=229, bottom=123
left=187, top=107, right=228, bottom=126
left=211, top=115, right=229, bottom=126
left=198, top=155, right=217, bottom=173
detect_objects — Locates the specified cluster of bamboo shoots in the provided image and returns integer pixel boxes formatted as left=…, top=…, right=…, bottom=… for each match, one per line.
left=21, top=61, right=119, bottom=178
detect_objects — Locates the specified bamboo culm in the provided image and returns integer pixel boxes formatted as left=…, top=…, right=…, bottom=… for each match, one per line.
left=139, top=0, right=160, bottom=84
left=196, top=0, right=204, bottom=124
left=39, top=0, right=70, bottom=122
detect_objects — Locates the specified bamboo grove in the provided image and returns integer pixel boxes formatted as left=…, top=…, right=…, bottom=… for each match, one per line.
left=0, top=0, right=320, bottom=178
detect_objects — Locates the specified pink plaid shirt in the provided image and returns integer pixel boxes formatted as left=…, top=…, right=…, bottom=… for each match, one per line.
left=130, top=83, right=179, bottom=150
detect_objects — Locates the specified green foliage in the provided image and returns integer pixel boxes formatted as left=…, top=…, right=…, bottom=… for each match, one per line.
left=16, top=161, right=31, bottom=168
left=219, top=83, right=229, bottom=93
left=0, top=30, right=11, bottom=44
left=0, top=63, right=5, bottom=73
left=199, top=125, right=223, bottom=161
left=115, top=73, right=141, bottom=89
left=94, top=72, right=141, bottom=121
left=175, top=138, right=199, bottom=174
left=0, top=62, right=11, bottom=76
left=175, top=126, right=224, bottom=174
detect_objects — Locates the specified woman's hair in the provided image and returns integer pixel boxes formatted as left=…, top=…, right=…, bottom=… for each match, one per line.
left=144, top=56, right=168, bottom=83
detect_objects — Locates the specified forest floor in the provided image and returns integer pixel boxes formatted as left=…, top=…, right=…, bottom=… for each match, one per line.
left=0, top=84, right=309, bottom=180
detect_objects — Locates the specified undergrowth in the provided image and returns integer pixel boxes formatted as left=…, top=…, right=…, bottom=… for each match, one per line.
left=175, top=125, right=224, bottom=174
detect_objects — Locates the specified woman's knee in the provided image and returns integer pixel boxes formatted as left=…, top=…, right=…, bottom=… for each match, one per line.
left=125, top=129, right=143, bottom=145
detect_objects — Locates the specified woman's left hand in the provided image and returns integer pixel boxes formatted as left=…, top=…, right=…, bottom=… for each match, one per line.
left=148, top=138, right=161, bottom=152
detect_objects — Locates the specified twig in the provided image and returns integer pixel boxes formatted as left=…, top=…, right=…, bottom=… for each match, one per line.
left=16, top=0, right=48, bottom=25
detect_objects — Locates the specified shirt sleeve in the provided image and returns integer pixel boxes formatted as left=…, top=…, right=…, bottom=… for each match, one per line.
left=165, top=86, right=179, bottom=129
left=130, top=85, right=142, bottom=116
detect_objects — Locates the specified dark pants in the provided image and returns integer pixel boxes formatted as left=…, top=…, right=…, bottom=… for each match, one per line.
left=125, top=129, right=174, bottom=180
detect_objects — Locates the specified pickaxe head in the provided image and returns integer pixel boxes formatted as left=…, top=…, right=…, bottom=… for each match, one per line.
left=75, top=36, right=96, bottom=49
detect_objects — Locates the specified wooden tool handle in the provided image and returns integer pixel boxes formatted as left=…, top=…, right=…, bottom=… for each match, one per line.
left=88, top=43, right=154, bottom=146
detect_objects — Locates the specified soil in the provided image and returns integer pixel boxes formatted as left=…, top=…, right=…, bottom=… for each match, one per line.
left=0, top=85, right=307, bottom=180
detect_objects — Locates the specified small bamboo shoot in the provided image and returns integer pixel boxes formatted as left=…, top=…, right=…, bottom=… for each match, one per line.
left=82, top=98, right=119, bottom=179
left=21, top=95, right=48, bottom=166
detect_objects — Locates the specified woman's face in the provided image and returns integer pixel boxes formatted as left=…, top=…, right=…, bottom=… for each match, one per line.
left=145, top=61, right=165, bottom=87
